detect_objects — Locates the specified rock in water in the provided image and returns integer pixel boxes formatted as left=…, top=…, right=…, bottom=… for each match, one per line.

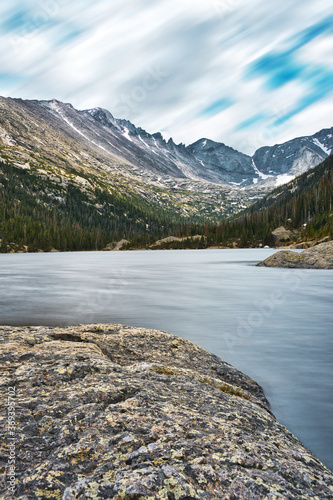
left=0, top=324, right=333, bottom=499
left=258, top=240, right=333, bottom=269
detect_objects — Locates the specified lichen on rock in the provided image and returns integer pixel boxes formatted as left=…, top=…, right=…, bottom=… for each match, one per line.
left=0, top=324, right=333, bottom=499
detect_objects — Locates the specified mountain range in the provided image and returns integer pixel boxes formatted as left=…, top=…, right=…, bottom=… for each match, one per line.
left=0, top=96, right=332, bottom=218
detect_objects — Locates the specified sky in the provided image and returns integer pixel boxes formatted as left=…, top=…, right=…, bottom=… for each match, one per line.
left=0, top=0, right=332, bottom=154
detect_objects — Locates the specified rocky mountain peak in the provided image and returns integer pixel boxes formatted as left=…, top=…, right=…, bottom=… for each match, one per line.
left=152, top=132, right=164, bottom=141
left=85, top=107, right=117, bottom=128
left=43, top=98, right=74, bottom=110
left=0, top=95, right=331, bottom=205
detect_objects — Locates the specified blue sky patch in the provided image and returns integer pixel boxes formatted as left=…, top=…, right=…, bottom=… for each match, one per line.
left=54, top=26, right=86, bottom=47
left=1, top=4, right=58, bottom=35
left=247, top=15, right=332, bottom=92
left=237, top=113, right=267, bottom=131
left=201, top=98, right=234, bottom=117
left=248, top=51, right=305, bottom=89
left=273, top=67, right=333, bottom=127
left=1, top=8, right=30, bottom=33
left=0, top=72, right=27, bottom=88
left=292, top=16, right=333, bottom=51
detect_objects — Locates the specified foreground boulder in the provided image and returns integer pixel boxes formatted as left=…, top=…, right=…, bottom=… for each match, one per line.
left=258, top=240, right=333, bottom=269
left=1, top=324, right=333, bottom=499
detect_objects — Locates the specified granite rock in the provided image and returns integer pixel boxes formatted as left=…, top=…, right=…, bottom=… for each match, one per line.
left=271, top=227, right=292, bottom=245
left=0, top=324, right=333, bottom=499
left=258, top=240, right=333, bottom=269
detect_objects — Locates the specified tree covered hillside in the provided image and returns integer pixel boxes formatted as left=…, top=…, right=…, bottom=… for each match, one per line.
left=149, top=155, right=333, bottom=249
left=217, top=154, right=333, bottom=247
left=0, top=155, right=332, bottom=252
left=0, top=161, right=200, bottom=252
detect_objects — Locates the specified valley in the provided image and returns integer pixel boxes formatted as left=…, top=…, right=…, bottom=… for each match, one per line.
left=0, top=96, right=332, bottom=252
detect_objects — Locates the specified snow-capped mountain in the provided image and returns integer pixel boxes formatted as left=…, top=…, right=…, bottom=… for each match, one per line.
left=86, top=104, right=333, bottom=188
left=252, top=128, right=333, bottom=187
left=186, top=139, right=254, bottom=186
left=0, top=96, right=332, bottom=217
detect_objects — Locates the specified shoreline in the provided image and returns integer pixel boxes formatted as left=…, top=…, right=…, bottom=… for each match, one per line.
left=0, top=246, right=280, bottom=255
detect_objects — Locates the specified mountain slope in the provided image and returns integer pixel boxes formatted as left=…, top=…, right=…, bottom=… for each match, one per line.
left=221, top=154, right=333, bottom=247
left=0, top=160, right=201, bottom=253
left=0, top=96, right=332, bottom=230
left=0, top=97, right=235, bottom=219
left=0, top=97, right=240, bottom=184
left=115, top=154, right=333, bottom=250
left=187, top=139, right=254, bottom=185
left=83, top=108, right=333, bottom=188
left=1, top=150, right=332, bottom=253
left=1, top=96, right=332, bottom=190
left=253, top=128, right=332, bottom=183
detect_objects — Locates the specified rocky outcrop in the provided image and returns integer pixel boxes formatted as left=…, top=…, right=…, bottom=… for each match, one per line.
left=1, top=324, right=333, bottom=499
left=258, top=240, right=333, bottom=269
left=293, top=236, right=330, bottom=250
left=294, top=241, right=316, bottom=250
left=152, top=235, right=205, bottom=247
left=103, top=240, right=130, bottom=251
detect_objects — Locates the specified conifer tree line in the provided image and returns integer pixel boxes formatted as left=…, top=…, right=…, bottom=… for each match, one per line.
left=0, top=155, right=332, bottom=252
left=221, top=154, right=333, bottom=247
left=0, top=161, right=197, bottom=252
left=127, top=155, right=333, bottom=249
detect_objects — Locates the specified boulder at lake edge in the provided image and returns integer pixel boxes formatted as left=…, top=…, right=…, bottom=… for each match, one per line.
left=103, top=239, right=130, bottom=251
left=271, top=226, right=292, bottom=245
left=1, top=324, right=333, bottom=499
left=258, top=240, right=333, bottom=269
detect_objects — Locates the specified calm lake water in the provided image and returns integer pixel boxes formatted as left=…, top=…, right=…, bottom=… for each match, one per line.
left=0, top=249, right=332, bottom=471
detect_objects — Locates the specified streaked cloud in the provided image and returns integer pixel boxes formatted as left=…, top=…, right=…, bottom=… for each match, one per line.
left=237, top=113, right=267, bottom=131
left=292, top=16, right=333, bottom=50
left=0, top=0, right=332, bottom=154
left=201, top=98, right=234, bottom=118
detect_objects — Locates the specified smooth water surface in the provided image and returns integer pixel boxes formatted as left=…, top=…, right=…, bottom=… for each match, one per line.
left=0, top=249, right=332, bottom=471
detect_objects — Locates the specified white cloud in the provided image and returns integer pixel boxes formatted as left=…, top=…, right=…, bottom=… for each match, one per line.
left=0, top=0, right=332, bottom=154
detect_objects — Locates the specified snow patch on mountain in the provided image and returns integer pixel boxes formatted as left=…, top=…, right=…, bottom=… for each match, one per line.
left=313, top=138, right=331, bottom=156
left=252, top=160, right=271, bottom=180
left=138, top=135, right=150, bottom=148
left=275, top=174, right=295, bottom=187
left=5, top=97, right=332, bottom=195
left=153, top=138, right=163, bottom=151
left=49, top=101, right=109, bottom=154
left=123, top=128, right=133, bottom=143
